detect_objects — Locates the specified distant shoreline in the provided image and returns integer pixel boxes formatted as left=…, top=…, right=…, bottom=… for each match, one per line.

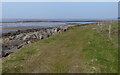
left=1, top=21, right=95, bottom=23
left=2, top=23, right=97, bottom=34
left=1, top=23, right=97, bottom=57
left=0, top=19, right=117, bottom=23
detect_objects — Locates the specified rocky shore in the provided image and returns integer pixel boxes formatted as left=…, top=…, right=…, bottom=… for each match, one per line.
left=1, top=24, right=77, bottom=57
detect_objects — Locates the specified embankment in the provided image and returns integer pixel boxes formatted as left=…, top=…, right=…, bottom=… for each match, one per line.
left=2, top=23, right=118, bottom=73
left=1, top=24, right=82, bottom=57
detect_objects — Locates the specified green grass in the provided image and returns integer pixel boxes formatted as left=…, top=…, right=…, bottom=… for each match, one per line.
left=82, top=32, right=118, bottom=73
left=102, top=22, right=118, bottom=44
left=2, top=24, right=118, bottom=73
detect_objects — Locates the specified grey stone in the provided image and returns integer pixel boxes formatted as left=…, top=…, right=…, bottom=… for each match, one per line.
left=9, top=40, right=25, bottom=46
left=37, top=33, right=43, bottom=40
left=17, top=42, right=27, bottom=49
left=1, top=26, right=72, bottom=57
left=22, top=35, right=30, bottom=40
left=15, top=34, right=25, bottom=40
left=42, top=32, right=49, bottom=39
left=26, top=41, right=31, bottom=44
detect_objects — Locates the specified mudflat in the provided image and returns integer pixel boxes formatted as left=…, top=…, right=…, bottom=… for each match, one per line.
left=2, top=26, right=46, bottom=33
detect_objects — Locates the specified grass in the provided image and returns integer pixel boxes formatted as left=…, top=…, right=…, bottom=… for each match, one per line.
left=82, top=32, right=118, bottom=73
left=2, top=23, right=118, bottom=73
left=101, top=22, right=118, bottom=44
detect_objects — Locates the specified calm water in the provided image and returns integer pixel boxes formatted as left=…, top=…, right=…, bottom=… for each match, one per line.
left=0, top=22, right=94, bottom=27
left=0, top=19, right=95, bottom=27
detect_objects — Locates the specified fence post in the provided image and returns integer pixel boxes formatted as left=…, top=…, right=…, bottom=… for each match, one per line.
left=108, top=24, right=111, bottom=39
left=98, top=22, right=103, bottom=32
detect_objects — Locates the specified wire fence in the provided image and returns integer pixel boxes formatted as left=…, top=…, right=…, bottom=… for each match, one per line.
left=97, top=21, right=118, bottom=44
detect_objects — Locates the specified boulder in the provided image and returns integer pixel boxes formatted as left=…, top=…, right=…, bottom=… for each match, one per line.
left=62, top=26, right=68, bottom=32
left=1, top=26, right=71, bottom=57
left=2, top=50, right=12, bottom=57
left=2, top=47, right=18, bottom=57
left=17, top=42, right=27, bottom=49
left=22, top=34, right=30, bottom=40
left=51, top=28, right=57, bottom=35
left=9, top=40, right=25, bottom=46
left=2, top=50, right=14, bottom=57
left=15, top=34, right=25, bottom=40
left=42, top=32, right=49, bottom=39
left=2, top=44, right=11, bottom=50
left=2, top=38, right=10, bottom=45
left=30, top=34, right=37, bottom=40
left=37, top=33, right=43, bottom=40
left=33, top=32, right=39, bottom=39
left=46, top=29, right=52, bottom=36
left=9, top=36, right=15, bottom=40
left=26, top=41, right=32, bottom=44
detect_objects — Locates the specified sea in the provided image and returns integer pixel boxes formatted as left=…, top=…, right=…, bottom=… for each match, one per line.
left=0, top=19, right=95, bottom=27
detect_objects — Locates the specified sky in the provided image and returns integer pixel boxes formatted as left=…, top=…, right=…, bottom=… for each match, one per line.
left=1, top=0, right=119, bottom=2
left=2, top=2, right=118, bottom=19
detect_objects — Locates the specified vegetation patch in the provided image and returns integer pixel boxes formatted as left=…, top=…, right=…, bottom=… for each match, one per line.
left=2, top=23, right=118, bottom=73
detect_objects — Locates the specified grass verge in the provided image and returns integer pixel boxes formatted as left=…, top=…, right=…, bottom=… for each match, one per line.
left=2, top=23, right=118, bottom=73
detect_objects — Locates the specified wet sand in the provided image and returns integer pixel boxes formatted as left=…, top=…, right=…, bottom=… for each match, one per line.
left=2, top=26, right=46, bottom=33
left=1, top=22, right=97, bottom=33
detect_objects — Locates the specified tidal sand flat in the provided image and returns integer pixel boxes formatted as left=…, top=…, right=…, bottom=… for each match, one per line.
left=2, top=26, right=44, bottom=33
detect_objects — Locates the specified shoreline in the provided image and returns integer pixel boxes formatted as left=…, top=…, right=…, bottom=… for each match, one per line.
left=2, top=26, right=50, bottom=33
left=1, top=22, right=96, bottom=34
left=1, top=23, right=97, bottom=57
left=1, top=19, right=117, bottom=23
left=1, top=24, right=75, bottom=57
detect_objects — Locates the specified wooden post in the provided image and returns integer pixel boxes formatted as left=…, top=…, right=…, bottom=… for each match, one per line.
left=98, top=22, right=102, bottom=32
left=100, top=22, right=103, bottom=32
left=97, top=22, right=99, bottom=31
left=109, top=24, right=111, bottom=39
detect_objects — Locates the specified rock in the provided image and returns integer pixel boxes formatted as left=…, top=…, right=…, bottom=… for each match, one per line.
left=42, top=32, right=49, bottom=39
left=17, top=42, right=27, bottom=49
left=54, top=28, right=58, bottom=33
left=15, top=34, right=25, bottom=40
left=2, top=46, right=18, bottom=57
left=2, top=44, right=15, bottom=50
left=22, top=34, right=30, bottom=40
left=2, top=44, right=10, bottom=50
left=9, top=40, right=25, bottom=46
left=62, top=26, right=68, bottom=32
left=2, top=38, right=9, bottom=45
left=37, top=33, right=43, bottom=40
left=0, top=38, right=2, bottom=43
left=30, top=34, right=37, bottom=40
left=56, top=27, right=61, bottom=32
left=9, top=36, right=15, bottom=40
left=46, top=29, right=52, bottom=36
left=57, top=27, right=62, bottom=33
left=33, top=32, right=39, bottom=39
left=51, top=28, right=57, bottom=35
left=26, top=41, right=31, bottom=44
left=0, top=50, right=1, bottom=57
left=2, top=49, right=14, bottom=57
left=1, top=26, right=73, bottom=57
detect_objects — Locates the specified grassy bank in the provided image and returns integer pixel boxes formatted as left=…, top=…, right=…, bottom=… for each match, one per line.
left=2, top=23, right=118, bottom=73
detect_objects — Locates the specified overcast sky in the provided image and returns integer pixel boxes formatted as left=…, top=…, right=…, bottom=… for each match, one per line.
left=2, top=2, right=118, bottom=19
